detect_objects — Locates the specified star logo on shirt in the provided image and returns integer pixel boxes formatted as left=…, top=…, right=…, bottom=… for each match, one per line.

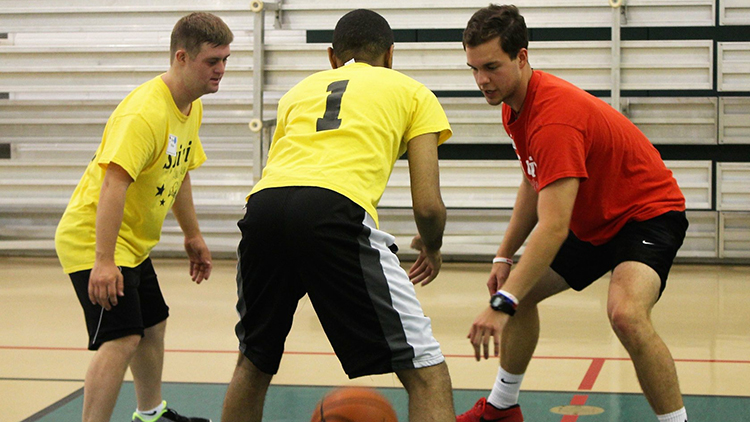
left=160, top=199, right=166, bottom=206
left=156, top=184, right=165, bottom=196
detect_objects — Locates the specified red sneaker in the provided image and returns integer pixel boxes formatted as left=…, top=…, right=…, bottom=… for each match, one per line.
left=456, top=398, right=523, bottom=422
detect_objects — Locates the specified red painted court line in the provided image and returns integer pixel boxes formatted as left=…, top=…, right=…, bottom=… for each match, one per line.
left=560, top=394, right=590, bottom=422
left=445, top=353, right=750, bottom=365
left=578, top=358, right=605, bottom=390
left=558, top=358, right=605, bottom=422
left=2, top=345, right=750, bottom=365
left=570, top=395, right=589, bottom=405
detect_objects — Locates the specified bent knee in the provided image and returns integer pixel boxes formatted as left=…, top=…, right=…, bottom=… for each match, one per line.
left=396, top=362, right=451, bottom=392
left=100, top=334, right=142, bottom=356
left=608, top=307, right=650, bottom=340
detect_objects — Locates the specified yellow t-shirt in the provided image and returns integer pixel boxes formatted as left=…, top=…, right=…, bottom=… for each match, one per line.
left=55, top=75, right=207, bottom=273
left=250, top=62, right=452, bottom=226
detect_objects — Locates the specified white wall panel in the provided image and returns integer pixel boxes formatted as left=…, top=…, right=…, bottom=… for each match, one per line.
left=623, top=1, right=714, bottom=27
left=719, top=97, right=750, bottom=144
left=0, top=95, right=720, bottom=152
left=665, top=161, right=713, bottom=210
left=263, top=41, right=611, bottom=91
left=5, top=30, right=298, bottom=49
left=0, top=94, right=257, bottom=161
left=0, top=0, right=715, bottom=32
left=717, top=163, right=750, bottom=211
left=717, top=42, right=750, bottom=92
left=278, top=0, right=714, bottom=29
left=0, top=160, right=252, bottom=191
left=0, top=208, right=63, bottom=240
left=0, top=121, right=256, bottom=148
left=0, top=180, right=251, bottom=209
left=0, top=159, right=724, bottom=260
left=382, top=208, right=511, bottom=259
left=526, top=41, right=612, bottom=90
left=0, top=99, right=264, bottom=122
left=0, top=39, right=714, bottom=94
left=10, top=142, right=253, bottom=162
left=682, top=211, right=719, bottom=258
left=382, top=160, right=522, bottom=209
left=268, top=40, right=713, bottom=91
left=0, top=0, right=743, bottom=261
left=0, top=68, right=255, bottom=93
left=621, top=40, right=713, bottom=90
left=0, top=7, right=255, bottom=33
left=622, top=98, right=717, bottom=145
left=444, top=96, right=720, bottom=146
left=382, top=160, right=711, bottom=210
left=439, top=98, right=509, bottom=145
left=1, top=0, right=251, bottom=10
left=720, top=212, right=750, bottom=258
left=0, top=46, right=254, bottom=70
left=720, top=0, right=750, bottom=25
left=387, top=209, right=718, bottom=260
left=0, top=180, right=75, bottom=206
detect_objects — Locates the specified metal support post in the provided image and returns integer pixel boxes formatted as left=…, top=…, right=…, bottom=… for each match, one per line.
left=249, top=1, right=281, bottom=181
left=609, top=0, right=625, bottom=112
left=610, top=0, right=625, bottom=112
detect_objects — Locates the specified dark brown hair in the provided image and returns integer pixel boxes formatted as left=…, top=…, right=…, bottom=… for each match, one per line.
left=463, top=4, right=528, bottom=59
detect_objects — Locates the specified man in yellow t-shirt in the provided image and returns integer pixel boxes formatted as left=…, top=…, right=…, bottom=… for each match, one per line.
left=221, top=9, right=455, bottom=422
left=54, top=12, right=232, bottom=422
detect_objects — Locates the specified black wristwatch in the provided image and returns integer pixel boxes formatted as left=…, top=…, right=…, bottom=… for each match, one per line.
left=490, top=292, right=516, bottom=316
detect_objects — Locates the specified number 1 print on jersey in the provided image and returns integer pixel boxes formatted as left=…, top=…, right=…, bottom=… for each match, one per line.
left=317, top=80, right=349, bottom=132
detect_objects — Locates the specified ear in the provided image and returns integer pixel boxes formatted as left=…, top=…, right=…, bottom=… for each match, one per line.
left=384, top=44, right=394, bottom=69
left=516, top=48, right=529, bottom=69
left=173, top=49, right=188, bottom=66
left=327, top=47, right=340, bottom=69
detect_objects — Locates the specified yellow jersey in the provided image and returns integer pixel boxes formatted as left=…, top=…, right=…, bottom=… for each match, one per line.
left=55, top=75, right=207, bottom=273
left=250, top=62, right=452, bottom=226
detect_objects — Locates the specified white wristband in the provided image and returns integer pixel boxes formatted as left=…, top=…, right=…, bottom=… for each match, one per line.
left=492, top=257, right=513, bottom=265
left=495, top=289, right=519, bottom=306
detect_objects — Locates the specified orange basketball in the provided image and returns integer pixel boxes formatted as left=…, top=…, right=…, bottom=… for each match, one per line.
left=310, top=386, right=398, bottom=422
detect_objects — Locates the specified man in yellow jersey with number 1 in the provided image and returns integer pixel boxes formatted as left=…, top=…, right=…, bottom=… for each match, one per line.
left=221, top=9, right=456, bottom=422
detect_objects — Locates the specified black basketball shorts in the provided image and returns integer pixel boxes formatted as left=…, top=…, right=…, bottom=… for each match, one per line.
left=69, top=257, right=169, bottom=350
left=234, top=186, right=444, bottom=378
left=550, top=211, right=689, bottom=295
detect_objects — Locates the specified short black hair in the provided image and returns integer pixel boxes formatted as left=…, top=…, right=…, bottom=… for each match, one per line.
left=332, top=9, right=394, bottom=63
left=463, top=4, right=528, bottom=60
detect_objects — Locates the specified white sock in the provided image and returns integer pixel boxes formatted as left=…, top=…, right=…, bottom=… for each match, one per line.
left=657, top=407, right=687, bottom=422
left=136, top=400, right=166, bottom=420
left=487, top=367, right=524, bottom=409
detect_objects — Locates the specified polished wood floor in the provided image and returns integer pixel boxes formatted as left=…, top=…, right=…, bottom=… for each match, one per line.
left=2, top=257, right=749, bottom=421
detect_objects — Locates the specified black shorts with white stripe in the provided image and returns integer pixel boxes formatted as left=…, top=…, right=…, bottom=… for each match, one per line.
left=235, top=186, right=444, bottom=378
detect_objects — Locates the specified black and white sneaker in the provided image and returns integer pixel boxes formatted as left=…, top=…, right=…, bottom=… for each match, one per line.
left=132, top=402, right=211, bottom=422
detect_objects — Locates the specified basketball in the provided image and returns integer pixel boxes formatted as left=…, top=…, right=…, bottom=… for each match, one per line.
left=310, top=386, right=398, bottom=422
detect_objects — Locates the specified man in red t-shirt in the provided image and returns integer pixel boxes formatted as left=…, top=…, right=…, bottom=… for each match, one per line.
left=456, top=5, right=689, bottom=422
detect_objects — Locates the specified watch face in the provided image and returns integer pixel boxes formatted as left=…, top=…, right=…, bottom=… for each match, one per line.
left=490, top=293, right=515, bottom=315
left=490, top=294, right=504, bottom=310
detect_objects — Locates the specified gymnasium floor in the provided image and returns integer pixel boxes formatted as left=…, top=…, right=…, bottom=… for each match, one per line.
left=3, top=256, right=749, bottom=421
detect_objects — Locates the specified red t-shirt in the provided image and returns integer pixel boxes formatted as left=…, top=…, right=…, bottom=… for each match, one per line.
left=503, top=70, right=685, bottom=245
